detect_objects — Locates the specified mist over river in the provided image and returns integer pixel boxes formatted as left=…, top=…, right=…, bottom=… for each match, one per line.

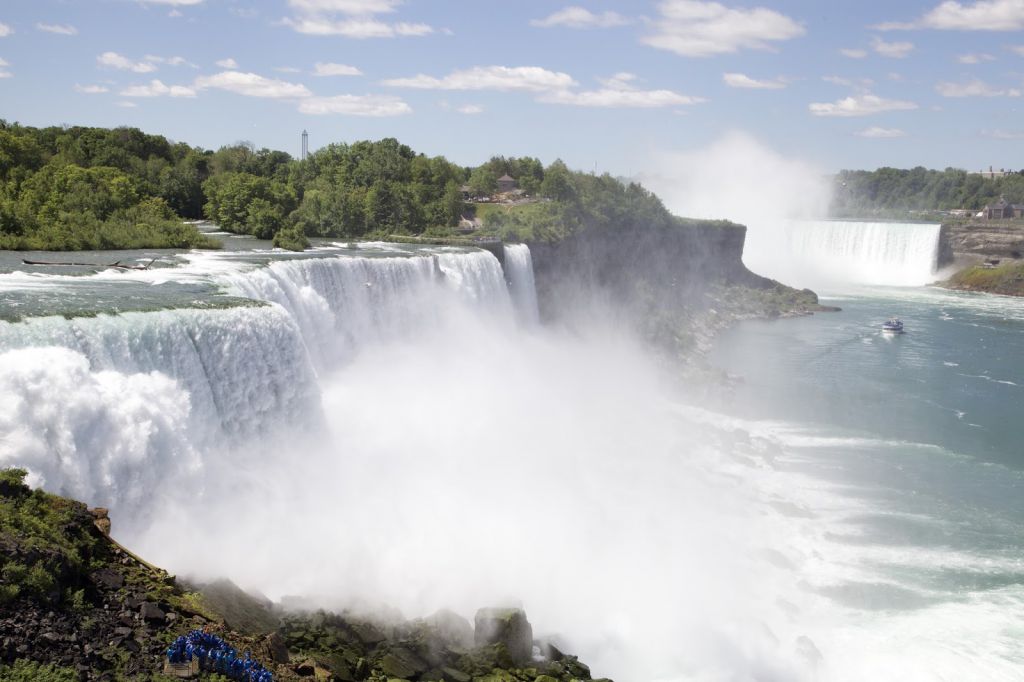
left=1, top=227, right=1022, bottom=681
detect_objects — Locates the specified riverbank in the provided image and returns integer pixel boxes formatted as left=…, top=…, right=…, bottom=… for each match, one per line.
left=0, top=468, right=607, bottom=681
left=941, top=261, right=1024, bottom=297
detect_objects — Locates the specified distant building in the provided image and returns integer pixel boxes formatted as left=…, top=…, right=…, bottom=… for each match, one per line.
left=496, top=174, right=517, bottom=193
left=459, top=184, right=473, bottom=200
left=982, top=197, right=1022, bottom=219
left=972, top=166, right=1013, bottom=180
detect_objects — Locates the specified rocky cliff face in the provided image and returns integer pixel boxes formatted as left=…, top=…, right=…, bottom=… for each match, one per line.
left=0, top=468, right=607, bottom=682
left=940, top=222, right=1024, bottom=263
left=526, top=221, right=828, bottom=362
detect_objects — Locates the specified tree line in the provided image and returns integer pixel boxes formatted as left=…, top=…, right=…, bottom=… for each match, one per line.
left=0, top=120, right=704, bottom=251
left=831, top=166, right=1024, bottom=216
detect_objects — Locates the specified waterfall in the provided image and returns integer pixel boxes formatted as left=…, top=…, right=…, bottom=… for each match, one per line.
left=214, top=250, right=513, bottom=370
left=743, top=220, right=942, bottom=287
left=503, top=244, right=540, bottom=325
left=0, top=245, right=526, bottom=510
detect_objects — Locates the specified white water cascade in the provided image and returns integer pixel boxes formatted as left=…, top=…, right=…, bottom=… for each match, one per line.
left=0, top=248, right=517, bottom=510
left=503, top=243, right=540, bottom=325
left=743, top=219, right=942, bottom=288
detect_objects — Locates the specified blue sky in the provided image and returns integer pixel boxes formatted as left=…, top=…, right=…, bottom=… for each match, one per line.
left=0, top=0, right=1023, bottom=175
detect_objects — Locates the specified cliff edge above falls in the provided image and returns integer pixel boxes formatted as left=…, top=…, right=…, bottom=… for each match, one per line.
left=937, top=221, right=1024, bottom=296
left=0, top=468, right=606, bottom=682
left=526, top=219, right=833, bottom=359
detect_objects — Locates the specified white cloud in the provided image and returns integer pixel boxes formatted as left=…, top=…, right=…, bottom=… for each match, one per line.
left=383, top=65, right=576, bottom=91
left=313, top=62, right=362, bottom=76
left=540, top=71, right=704, bottom=107
left=958, top=52, right=996, bottom=62
left=168, top=9, right=183, bottom=17
left=194, top=70, right=312, bottom=98
left=0, top=23, right=13, bottom=37
left=136, top=0, right=204, bottom=5
left=857, top=126, right=907, bottom=138
left=822, top=75, right=874, bottom=89
left=840, top=48, right=867, bottom=58
left=722, top=72, right=786, bottom=89
left=642, top=0, right=805, bottom=57
left=531, top=6, right=631, bottom=29
left=871, top=36, right=914, bottom=58
left=216, top=58, right=239, bottom=68
left=809, top=93, right=918, bottom=116
left=1010, top=45, right=1024, bottom=55
left=282, top=16, right=432, bottom=37
left=98, top=52, right=158, bottom=73
left=146, top=55, right=192, bottom=66
left=276, top=66, right=302, bottom=73
left=116, top=101, right=138, bottom=108
left=0, top=58, right=7, bottom=66
left=984, top=128, right=1024, bottom=138
left=36, top=23, right=78, bottom=35
left=540, top=87, right=704, bottom=108
left=283, top=0, right=432, bottom=37
left=935, top=79, right=1021, bottom=96
left=287, top=0, right=400, bottom=13
left=298, top=94, right=411, bottom=115
left=120, top=79, right=197, bottom=97
left=877, top=0, right=1024, bottom=31
left=0, top=70, right=11, bottom=79
left=75, top=84, right=109, bottom=94
left=457, top=104, right=483, bottom=114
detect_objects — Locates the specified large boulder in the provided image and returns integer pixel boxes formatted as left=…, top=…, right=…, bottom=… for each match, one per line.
left=473, top=608, right=533, bottom=664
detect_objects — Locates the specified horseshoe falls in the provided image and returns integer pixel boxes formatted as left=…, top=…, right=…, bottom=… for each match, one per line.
left=2, top=239, right=1023, bottom=682
left=743, top=219, right=942, bottom=288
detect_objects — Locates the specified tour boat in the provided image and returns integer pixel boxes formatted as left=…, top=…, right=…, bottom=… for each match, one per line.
left=882, top=317, right=904, bottom=334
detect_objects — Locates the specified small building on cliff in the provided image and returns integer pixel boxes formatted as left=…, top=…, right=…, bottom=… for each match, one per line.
left=982, top=197, right=1022, bottom=220
left=496, top=174, right=517, bottom=193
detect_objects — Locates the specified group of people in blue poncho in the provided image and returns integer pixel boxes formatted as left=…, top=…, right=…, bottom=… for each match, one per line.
left=166, top=629, right=274, bottom=682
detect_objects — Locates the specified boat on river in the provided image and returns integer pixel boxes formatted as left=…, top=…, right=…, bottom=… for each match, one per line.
left=882, top=317, right=904, bottom=334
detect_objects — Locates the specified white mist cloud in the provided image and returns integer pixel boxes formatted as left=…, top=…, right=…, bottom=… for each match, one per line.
left=639, top=131, right=831, bottom=228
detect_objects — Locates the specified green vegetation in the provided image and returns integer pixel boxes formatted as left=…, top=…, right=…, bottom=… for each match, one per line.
left=0, top=468, right=100, bottom=606
left=944, top=262, right=1024, bottom=297
left=476, top=166, right=698, bottom=242
left=832, top=167, right=1024, bottom=216
left=0, top=122, right=220, bottom=250
left=2, top=120, right=699, bottom=251
left=0, top=660, right=78, bottom=682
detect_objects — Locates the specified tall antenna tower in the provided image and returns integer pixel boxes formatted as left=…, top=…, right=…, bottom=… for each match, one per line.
left=301, top=129, right=309, bottom=161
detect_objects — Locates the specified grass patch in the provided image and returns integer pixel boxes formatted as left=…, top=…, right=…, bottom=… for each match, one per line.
left=945, top=261, right=1024, bottom=296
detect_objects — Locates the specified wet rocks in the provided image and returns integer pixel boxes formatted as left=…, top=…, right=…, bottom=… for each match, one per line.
left=474, top=608, right=534, bottom=664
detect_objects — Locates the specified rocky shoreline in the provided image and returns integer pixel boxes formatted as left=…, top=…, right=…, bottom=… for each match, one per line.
left=0, top=469, right=607, bottom=682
